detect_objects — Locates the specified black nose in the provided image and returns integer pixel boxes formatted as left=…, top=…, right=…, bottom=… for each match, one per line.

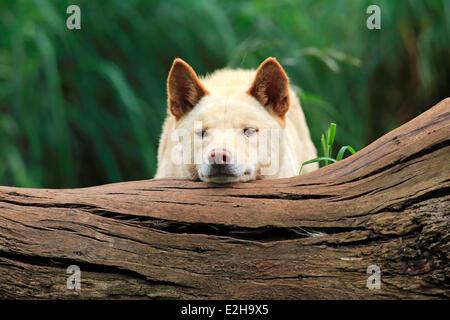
left=208, top=148, right=232, bottom=166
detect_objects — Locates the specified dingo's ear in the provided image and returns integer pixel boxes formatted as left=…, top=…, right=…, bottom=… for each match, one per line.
left=247, top=57, right=290, bottom=118
left=167, top=58, right=209, bottom=120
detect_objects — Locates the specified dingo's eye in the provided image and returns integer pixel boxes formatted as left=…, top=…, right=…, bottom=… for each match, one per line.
left=243, top=127, right=258, bottom=137
left=195, top=129, right=208, bottom=138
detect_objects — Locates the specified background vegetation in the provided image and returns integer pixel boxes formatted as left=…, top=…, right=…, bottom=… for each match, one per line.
left=0, top=0, right=449, bottom=188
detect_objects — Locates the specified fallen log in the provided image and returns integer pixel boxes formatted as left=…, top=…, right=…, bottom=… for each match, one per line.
left=0, top=98, right=448, bottom=299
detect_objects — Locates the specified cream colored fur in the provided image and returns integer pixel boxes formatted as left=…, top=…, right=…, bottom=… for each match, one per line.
left=155, top=61, right=318, bottom=183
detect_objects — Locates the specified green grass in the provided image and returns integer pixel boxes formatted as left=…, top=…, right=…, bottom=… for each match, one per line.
left=300, top=123, right=356, bottom=173
left=0, top=0, right=448, bottom=188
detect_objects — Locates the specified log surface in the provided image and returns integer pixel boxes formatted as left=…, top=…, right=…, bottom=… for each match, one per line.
left=0, top=99, right=449, bottom=299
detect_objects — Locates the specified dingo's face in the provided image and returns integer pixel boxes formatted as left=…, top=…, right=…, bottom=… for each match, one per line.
left=167, top=58, right=290, bottom=184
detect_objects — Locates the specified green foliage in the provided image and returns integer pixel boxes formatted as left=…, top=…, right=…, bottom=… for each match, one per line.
left=336, top=145, right=356, bottom=161
left=300, top=123, right=356, bottom=173
left=0, top=0, right=449, bottom=187
left=323, top=122, right=336, bottom=165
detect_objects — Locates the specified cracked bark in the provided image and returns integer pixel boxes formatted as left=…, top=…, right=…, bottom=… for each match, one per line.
left=0, top=98, right=449, bottom=299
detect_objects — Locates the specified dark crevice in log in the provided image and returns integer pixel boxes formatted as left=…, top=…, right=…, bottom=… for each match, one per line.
left=3, top=192, right=44, bottom=199
left=257, top=274, right=331, bottom=281
left=106, top=192, right=141, bottom=196
left=0, top=199, right=97, bottom=211
left=90, top=211, right=375, bottom=242
left=225, top=193, right=334, bottom=200
left=152, top=200, right=208, bottom=206
left=151, top=223, right=333, bottom=241
left=0, top=250, right=195, bottom=289
left=373, top=186, right=450, bottom=213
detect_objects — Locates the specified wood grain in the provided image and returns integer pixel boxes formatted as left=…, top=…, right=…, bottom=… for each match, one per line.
left=0, top=98, right=449, bottom=299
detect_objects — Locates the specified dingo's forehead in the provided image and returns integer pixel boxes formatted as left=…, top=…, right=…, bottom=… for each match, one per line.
left=178, top=93, right=282, bottom=130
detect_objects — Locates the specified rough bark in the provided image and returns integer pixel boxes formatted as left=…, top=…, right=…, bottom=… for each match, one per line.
left=0, top=99, right=449, bottom=300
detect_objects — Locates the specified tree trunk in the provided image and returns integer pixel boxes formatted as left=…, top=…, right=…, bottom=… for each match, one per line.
left=0, top=99, right=449, bottom=300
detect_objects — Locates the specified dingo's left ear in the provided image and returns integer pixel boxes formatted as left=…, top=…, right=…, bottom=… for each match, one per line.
left=167, top=58, right=209, bottom=120
left=247, top=57, right=290, bottom=118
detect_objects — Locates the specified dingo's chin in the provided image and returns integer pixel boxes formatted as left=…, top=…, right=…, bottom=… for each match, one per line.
left=198, top=165, right=255, bottom=184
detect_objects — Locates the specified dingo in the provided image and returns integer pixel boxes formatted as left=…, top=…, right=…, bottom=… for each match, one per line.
left=155, top=57, right=318, bottom=183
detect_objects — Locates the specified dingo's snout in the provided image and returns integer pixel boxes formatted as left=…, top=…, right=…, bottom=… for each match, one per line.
left=208, top=148, right=232, bottom=166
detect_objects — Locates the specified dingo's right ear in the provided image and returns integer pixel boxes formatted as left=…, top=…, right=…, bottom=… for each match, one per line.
left=167, top=59, right=209, bottom=120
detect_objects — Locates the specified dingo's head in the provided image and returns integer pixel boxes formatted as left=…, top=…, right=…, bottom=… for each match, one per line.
left=167, top=57, right=290, bottom=184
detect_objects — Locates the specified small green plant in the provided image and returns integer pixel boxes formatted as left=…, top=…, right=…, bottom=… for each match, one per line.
left=300, top=123, right=356, bottom=174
